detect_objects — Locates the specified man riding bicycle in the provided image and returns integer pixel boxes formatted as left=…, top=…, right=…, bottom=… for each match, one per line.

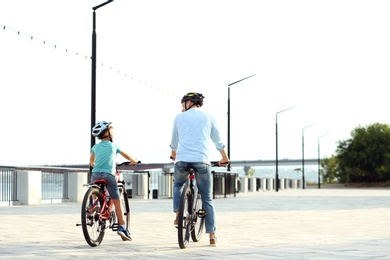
left=170, top=92, right=230, bottom=247
left=90, top=121, right=139, bottom=241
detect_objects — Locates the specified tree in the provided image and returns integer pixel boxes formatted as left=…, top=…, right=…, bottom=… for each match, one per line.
left=336, top=123, right=390, bottom=183
left=321, top=156, right=339, bottom=183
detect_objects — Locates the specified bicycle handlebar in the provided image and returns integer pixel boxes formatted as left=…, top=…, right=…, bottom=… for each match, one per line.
left=117, top=161, right=141, bottom=167
left=170, top=157, right=228, bottom=167
left=210, top=161, right=229, bottom=167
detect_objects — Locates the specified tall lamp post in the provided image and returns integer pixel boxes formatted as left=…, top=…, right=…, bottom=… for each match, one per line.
left=317, top=133, right=330, bottom=189
left=227, top=74, right=256, bottom=171
left=302, top=123, right=316, bottom=189
left=90, top=0, right=114, bottom=178
left=275, top=106, right=295, bottom=192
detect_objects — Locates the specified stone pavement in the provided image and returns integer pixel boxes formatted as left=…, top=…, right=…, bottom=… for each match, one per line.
left=1, top=186, right=390, bottom=259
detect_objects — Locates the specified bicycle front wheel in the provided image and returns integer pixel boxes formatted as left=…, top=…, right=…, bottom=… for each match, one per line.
left=81, top=187, right=105, bottom=247
left=178, top=186, right=192, bottom=249
left=120, top=186, right=130, bottom=230
left=191, top=193, right=205, bottom=242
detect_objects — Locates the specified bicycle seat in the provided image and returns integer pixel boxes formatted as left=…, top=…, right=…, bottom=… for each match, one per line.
left=93, top=179, right=108, bottom=185
left=184, top=166, right=197, bottom=173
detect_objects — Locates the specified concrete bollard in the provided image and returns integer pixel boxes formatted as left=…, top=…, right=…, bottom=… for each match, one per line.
left=17, top=170, right=41, bottom=205
left=239, top=177, right=248, bottom=193
left=68, top=171, right=88, bottom=203
left=267, top=178, right=273, bottom=191
left=248, top=177, right=256, bottom=192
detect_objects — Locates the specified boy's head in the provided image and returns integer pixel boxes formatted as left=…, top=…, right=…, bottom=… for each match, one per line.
left=92, top=121, right=112, bottom=140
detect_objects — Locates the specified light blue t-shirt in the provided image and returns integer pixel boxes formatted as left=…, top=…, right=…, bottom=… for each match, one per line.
left=170, top=108, right=225, bottom=163
left=91, top=140, right=121, bottom=175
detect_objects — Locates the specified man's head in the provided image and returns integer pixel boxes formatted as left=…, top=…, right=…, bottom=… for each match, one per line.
left=181, top=92, right=205, bottom=111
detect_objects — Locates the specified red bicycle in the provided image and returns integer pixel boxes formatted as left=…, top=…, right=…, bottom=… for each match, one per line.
left=77, top=161, right=135, bottom=247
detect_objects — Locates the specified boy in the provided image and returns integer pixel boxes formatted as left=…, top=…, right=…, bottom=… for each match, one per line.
left=90, top=121, right=138, bottom=241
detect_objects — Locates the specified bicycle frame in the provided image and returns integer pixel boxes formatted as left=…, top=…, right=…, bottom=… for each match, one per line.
left=78, top=161, right=134, bottom=247
left=86, top=182, right=114, bottom=222
left=177, top=165, right=206, bottom=249
left=177, top=161, right=224, bottom=249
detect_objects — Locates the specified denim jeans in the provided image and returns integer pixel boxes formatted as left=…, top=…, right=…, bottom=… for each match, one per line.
left=173, top=161, right=216, bottom=234
left=91, top=172, right=120, bottom=200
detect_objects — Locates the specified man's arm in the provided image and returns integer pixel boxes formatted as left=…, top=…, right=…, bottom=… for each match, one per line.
left=170, top=150, right=177, bottom=161
left=218, top=149, right=230, bottom=165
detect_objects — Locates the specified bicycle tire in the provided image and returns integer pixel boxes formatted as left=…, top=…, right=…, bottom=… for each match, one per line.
left=191, top=193, right=205, bottom=242
left=178, top=186, right=192, bottom=249
left=81, top=187, right=106, bottom=247
left=121, top=188, right=130, bottom=230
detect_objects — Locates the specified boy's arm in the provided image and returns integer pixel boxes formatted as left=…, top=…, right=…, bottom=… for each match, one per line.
left=89, top=153, right=95, bottom=167
left=120, top=151, right=138, bottom=165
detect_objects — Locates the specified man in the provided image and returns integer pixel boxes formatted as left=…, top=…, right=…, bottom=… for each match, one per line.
left=170, top=92, right=229, bottom=247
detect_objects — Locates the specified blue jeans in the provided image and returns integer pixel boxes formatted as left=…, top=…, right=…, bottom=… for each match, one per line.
left=91, top=172, right=120, bottom=200
left=173, top=161, right=216, bottom=234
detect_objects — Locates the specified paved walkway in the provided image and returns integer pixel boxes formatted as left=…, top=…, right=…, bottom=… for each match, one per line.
left=1, top=186, right=390, bottom=259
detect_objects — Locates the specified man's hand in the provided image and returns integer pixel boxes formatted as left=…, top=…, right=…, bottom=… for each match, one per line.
left=170, top=150, right=176, bottom=161
left=218, top=160, right=229, bottom=167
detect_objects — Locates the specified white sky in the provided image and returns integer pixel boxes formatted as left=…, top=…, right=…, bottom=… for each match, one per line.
left=1, top=0, right=389, bottom=166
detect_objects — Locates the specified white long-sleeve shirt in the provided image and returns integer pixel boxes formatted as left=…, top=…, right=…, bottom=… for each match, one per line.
left=170, top=108, right=225, bottom=163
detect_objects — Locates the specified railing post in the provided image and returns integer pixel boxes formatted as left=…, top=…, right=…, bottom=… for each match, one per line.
left=17, top=170, right=41, bottom=205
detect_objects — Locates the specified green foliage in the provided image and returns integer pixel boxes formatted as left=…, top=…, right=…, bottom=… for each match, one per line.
left=245, top=167, right=255, bottom=176
left=321, top=156, right=339, bottom=183
left=335, top=123, right=390, bottom=183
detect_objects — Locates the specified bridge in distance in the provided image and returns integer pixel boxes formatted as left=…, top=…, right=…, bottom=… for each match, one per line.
left=63, top=159, right=318, bottom=172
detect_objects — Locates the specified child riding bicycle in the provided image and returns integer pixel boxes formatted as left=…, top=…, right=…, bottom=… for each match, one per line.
left=90, top=121, right=139, bottom=241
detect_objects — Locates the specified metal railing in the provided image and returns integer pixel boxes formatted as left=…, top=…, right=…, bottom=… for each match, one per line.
left=212, top=171, right=238, bottom=199
left=41, top=170, right=69, bottom=203
left=0, top=166, right=86, bottom=205
left=0, top=167, right=18, bottom=204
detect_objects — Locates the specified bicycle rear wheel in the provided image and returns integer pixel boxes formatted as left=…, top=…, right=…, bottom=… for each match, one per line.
left=81, top=187, right=106, bottom=247
left=191, top=193, right=205, bottom=242
left=178, top=186, right=192, bottom=249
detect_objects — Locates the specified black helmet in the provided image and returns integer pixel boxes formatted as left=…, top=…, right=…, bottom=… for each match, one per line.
left=181, top=92, right=205, bottom=107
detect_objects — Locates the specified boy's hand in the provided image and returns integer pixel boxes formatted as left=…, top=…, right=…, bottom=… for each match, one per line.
left=130, top=159, right=139, bottom=165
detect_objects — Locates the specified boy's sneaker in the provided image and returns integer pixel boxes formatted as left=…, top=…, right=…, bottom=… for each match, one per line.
left=117, top=226, right=132, bottom=241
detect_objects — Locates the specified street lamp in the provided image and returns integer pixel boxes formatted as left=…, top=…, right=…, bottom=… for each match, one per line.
left=227, top=74, right=256, bottom=171
left=275, top=106, right=296, bottom=192
left=318, top=133, right=330, bottom=189
left=302, top=123, right=316, bottom=189
left=90, top=0, right=114, bottom=178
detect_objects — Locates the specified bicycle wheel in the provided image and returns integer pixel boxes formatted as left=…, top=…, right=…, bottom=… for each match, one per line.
left=191, top=193, right=205, bottom=242
left=121, top=188, right=130, bottom=229
left=81, top=187, right=106, bottom=247
left=178, top=186, right=192, bottom=249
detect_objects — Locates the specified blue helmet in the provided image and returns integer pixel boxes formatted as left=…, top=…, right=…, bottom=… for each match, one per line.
left=91, top=121, right=112, bottom=138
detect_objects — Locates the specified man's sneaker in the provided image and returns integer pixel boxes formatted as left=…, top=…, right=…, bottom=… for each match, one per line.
left=210, top=237, right=217, bottom=247
left=117, top=226, right=132, bottom=241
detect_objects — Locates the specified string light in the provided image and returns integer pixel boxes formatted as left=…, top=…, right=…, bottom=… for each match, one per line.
left=0, top=23, right=208, bottom=110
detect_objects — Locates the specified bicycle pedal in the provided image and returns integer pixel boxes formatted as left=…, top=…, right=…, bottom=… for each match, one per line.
left=111, top=223, right=119, bottom=231
left=197, top=209, right=207, bottom=218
